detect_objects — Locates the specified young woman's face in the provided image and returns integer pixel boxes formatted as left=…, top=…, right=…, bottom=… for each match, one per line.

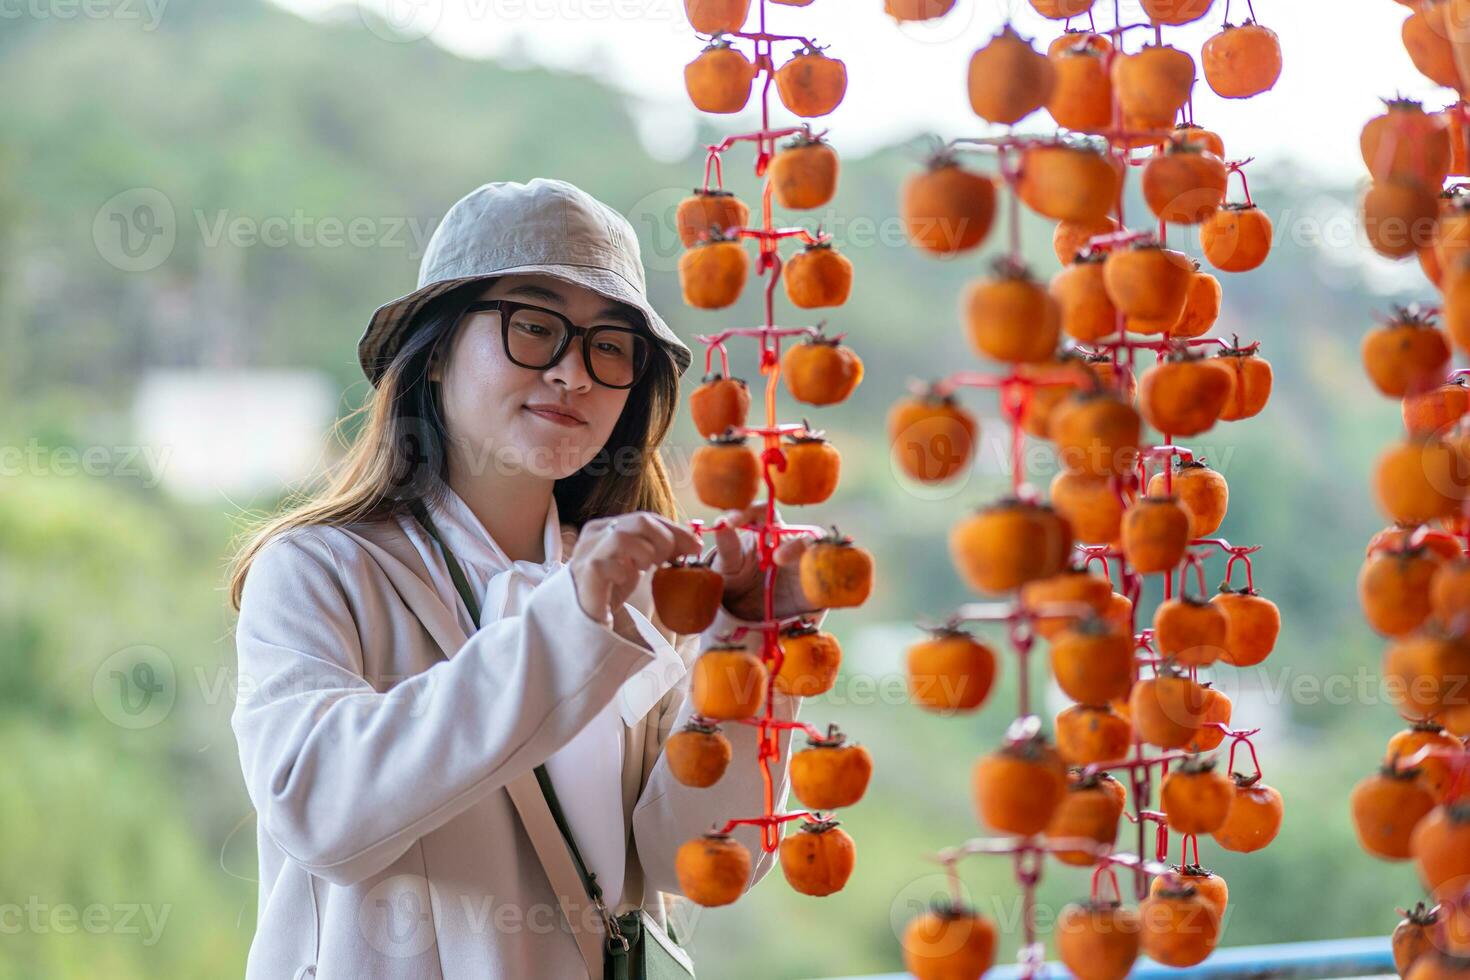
left=431, top=274, right=640, bottom=481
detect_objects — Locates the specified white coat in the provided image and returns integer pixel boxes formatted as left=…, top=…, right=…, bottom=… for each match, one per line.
left=230, top=489, right=818, bottom=979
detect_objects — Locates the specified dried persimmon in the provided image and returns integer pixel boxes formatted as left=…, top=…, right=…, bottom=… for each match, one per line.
left=1212, top=587, right=1281, bottom=667
left=906, top=626, right=997, bottom=713
left=972, top=734, right=1068, bottom=834
left=677, top=188, right=750, bottom=248
left=1056, top=703, right=1133, bottom=766
left=1121, top=495, right=1192, bottom=573
left=1050, top=469, right=1126, bottom=543
left=1200, top=203, right=1273, bottom=272
left=778, top=816, right=855, bottom=896
left=774, top=619, right=842, bottom=697
left=1051, top=617, right=1135, bottom=705
left=963, top=258, right=1062, bottom=364
left=1139, top=880, right=1221, bottom=967
left=799, top=526, right=873, bottom=607
left=1057, top=901, right=1141, bottom=980
left=1130, top=667, right=1209, bottom=748
left=1021, top=565, right=1114, bottom=638
left=1052, top=390, right=1143, bottom=477
left=1147, top=460, right=1227, bottom=537
left=1017, top=141, right=1122, bottom=223
left=685, top=38, right=757, bottom=114
left=769, top=131, right=839, bottom=209
left=652, top=556, right=726, bottom=634
left=691, top=432, right=761, bottom=510
left=771, top=429, right=841, bottom=505
left=1213, top=774, right=1284, bottom=852
left=791, top=725, right=873, bottom=809
left=1153, top=594, right=1229, bottom=667
left=666, top=720, right=733, bottom=787
left=1046, top=769, right=1124, bottom=865
left=775, top=42, right=847, bottom=118
left=1160, top=755, right=1234, bottom=834
left=887, top=386, right=978, bottom=483
left=689, top=372, right=751, bottom=438
left=968, top=25, right=1055, bottom=125
left=1052, top=253, right=1120, bottom=342
left=781, top=331, right=864, bottom=405
left=1360, top=547, right=1439, bottom=636
left=676, top=832, right=752, bottom=906
left=1404, top=378, right=1470, bottom=436
left=901, top=903, right=996, bottom=980
left=1362, top=99, right=1450, bottom=186
left=685, top=0, right=749, bottom=34
left=1139, top=353, right=1233, bottom=436
left=1048, top=43, right=1113, bottom=132
left=1373, top=436, right=1463, bottom=524
left=679, top=228, right=748, bottom=308
left=1351, top=764, right=1438, bottom=859
left=1102, top=242, right=1194, bottom=332
left=691, top=641, right=768, bottom=719
left=1412, top=800, right=1470, bottom=899
left=1143, top=140, right=1228, bottom=225
left=1202, top=21, right=1283, bottom=99
left=1387, top=721, right=1462, bottom=801
left=950, top=498, right=1073, bottom=592
left=1216, top=346, right=1274, bottom=420
left=1111, top=44, right=1196, bottom=130
left=783, top=240, right=852, bottom=309
left=901, top=151, right=996, bottom=255
left=1395, top=903, right=1440, bottom=977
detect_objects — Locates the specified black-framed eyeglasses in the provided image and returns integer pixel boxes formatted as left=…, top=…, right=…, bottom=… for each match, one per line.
left=462, top=299, right=652, bottom=390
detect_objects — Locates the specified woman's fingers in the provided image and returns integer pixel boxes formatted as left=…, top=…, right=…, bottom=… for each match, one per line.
left=606, top=512, right=702, bottom=566
left=712, top=504, right=761, bottom=575
left=773, top=535, right=811, bottom=566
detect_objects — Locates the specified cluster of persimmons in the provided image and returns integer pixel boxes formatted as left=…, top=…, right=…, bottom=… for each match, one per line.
left=870, top=0, right=1289, bottom=976
left=654, top=0, right=878, bottom=910
left=1348, top=3, right=1470, bottom=978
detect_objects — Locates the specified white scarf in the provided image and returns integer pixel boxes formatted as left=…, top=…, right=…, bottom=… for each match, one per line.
left=396, top=485, right=688, bottom=727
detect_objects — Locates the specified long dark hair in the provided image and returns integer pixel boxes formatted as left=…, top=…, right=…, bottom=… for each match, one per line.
left=227, top=279, right=683, bottom=610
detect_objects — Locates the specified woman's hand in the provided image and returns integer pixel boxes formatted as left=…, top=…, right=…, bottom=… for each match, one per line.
left=568, top=512, right=702, bottom=624
left=710, top=502, right=827, bottom=624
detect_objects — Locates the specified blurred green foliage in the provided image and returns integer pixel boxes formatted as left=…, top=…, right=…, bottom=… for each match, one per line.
left=0, top=0, right=1437, bottom=976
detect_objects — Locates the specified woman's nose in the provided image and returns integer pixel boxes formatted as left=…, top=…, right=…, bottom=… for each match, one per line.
left=544, top=335, right=594, bottom=391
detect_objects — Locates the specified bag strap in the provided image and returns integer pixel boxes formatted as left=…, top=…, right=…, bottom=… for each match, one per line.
left=406, top=497, right=628, bottom=973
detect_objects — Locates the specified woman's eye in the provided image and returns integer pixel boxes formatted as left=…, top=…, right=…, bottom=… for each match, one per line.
left=595, top=341, right=628, bottom=356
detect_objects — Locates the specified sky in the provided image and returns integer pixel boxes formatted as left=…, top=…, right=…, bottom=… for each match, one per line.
left=275, top=0, right=1448, bottom=182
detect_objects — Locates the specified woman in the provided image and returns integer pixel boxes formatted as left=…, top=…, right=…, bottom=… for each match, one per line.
left=227, top=178, right=828, bottom=979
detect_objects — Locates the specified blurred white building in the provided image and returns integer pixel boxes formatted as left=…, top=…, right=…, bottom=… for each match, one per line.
left=132, top=368, right=338, bottom=502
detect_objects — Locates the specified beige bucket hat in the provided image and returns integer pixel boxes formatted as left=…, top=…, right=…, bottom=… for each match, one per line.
left=357, top=178, right=693, bottom=385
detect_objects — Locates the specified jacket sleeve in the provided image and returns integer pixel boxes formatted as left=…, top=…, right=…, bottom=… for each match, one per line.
left=630, top=604, right=832, bottom=899
left=231, top=528, right=657, bottom=886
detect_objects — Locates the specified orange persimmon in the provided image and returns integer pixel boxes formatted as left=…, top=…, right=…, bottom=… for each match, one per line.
left=950, top=498, right=1074, bottom=593
left=973, top=734, right=1068, bottom=835
left=676, top=832, right=752, bottom=906
left=901, top=151, right=997, bottom=254
left=888, top=386, right=978, bottom=484
left=791, top=725, right=872, bottom=810
left=781, top=331, right=863, bottom=405
left=799, top=526, right=874, bottom=608
left=906, top=627, right=998, bottom=714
